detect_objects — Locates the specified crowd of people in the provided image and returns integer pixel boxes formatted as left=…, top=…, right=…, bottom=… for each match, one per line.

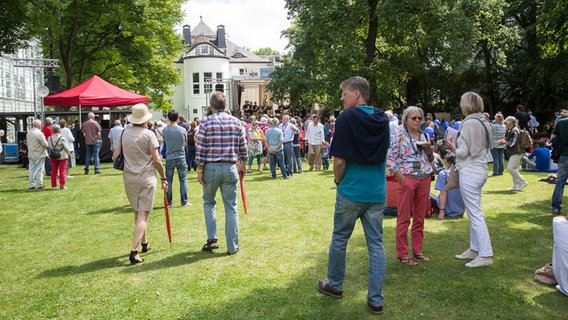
left=12, top=78, right=568, bottom=315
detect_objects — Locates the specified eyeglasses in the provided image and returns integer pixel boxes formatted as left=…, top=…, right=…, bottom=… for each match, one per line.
left=410, top=116, right=423, bottom=121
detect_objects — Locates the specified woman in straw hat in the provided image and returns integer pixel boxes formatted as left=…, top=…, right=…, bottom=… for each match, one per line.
left=113, top=103, right=168, bottom=264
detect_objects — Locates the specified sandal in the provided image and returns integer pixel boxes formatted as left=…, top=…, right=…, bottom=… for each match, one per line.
left=413, top=253, right=430, bottom=262
left=202, top=239, right=219, bottom=251
left=398, top=257, right=418, bottom=266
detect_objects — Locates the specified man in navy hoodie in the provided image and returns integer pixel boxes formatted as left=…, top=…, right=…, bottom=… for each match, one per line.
left=317, top=76, right=389, bottom=315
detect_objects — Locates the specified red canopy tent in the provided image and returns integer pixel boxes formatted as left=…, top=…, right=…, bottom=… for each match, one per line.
left=44, top=75, right=148, bottom=122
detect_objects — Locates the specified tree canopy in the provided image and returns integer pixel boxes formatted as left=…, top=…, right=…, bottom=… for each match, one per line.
left=26, top=0, right=184, bottom=111
left=0, top=0, right=31, bottom=54
left=271, top=0, right=568, bottom=123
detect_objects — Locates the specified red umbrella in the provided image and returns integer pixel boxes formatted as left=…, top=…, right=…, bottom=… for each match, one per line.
left=163, top=193, right=172, bottom=243
left=239, top=171, right=248, bottom=214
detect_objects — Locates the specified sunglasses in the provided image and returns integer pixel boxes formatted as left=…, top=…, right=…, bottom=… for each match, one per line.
left=410, top=116, right=423, bottom=121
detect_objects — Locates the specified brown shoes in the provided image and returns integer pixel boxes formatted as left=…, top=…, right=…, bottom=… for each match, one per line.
left=368, top=301, right=384, bottom=315
left=318, top=280, right=343, bottom=299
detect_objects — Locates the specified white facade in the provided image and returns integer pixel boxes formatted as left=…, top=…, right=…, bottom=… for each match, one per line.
left=172, top=20, right=277, bottom=120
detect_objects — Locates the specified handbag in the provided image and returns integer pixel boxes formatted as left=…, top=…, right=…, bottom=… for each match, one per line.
left=445, top=164, right=459, bottom=191
left=113, top=131, right=125, bottom=170
left=48, top=136, right=63, bottom=159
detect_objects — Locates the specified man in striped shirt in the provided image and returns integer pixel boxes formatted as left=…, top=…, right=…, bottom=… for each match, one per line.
left=196, top=91, right=247, bottom=255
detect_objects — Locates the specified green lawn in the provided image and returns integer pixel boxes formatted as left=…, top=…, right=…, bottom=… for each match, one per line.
left=0, top=161, right=566, bottom=319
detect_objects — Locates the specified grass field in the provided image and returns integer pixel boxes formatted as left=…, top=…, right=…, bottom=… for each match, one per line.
left=0, top=161, right=566, bottom=319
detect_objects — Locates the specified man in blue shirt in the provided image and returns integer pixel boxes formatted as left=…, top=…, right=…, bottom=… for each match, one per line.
left=264, top=118, right=288, bottom=179
left=318, top=76, right=389, bottom=315
left=522, top=140, right=551, bottom=171
left=278, top=114, right=299, bottom=177
left=163, top=109, right=190, bottom=207
left=432, top=153, right=465, bottom=219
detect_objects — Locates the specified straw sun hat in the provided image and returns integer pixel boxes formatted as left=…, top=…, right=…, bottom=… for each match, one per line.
left=128, top=103, right=153, bottom=124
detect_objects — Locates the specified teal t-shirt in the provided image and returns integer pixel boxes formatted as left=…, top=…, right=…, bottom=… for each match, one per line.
left=338, top=161, right=386, bottom=203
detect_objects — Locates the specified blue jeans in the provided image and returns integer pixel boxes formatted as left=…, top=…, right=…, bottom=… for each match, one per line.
left=202, top=163, right=240, bottom=253
left=293, top=145, right=303, bottom=173
left=269, top=149, right=287, bottom=178
left=84, top=143, right=100, bottom=173
left=166, top=157, right=188, bottom=206
left=282, top=142, right=294, bottom=176
left=490, top=148, right=505, bottom=175
left=327, top=192, right=386, bottom=307
left=187, top=146, right=196, bottom=170
left=552, top=156, right=568, bottom=212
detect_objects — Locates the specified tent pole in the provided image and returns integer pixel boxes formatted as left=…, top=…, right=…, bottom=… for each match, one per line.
left=79, top=105, right=82, bottom=129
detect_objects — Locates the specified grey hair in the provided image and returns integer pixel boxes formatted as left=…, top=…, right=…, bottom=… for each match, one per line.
left=88, top=112, right=95, bottom=119
left=44, top=117, right=53, bottom=125
left=51, top=124, right=61, bottom=133
left=401, top=106, right=424, bottom=129
left=504, top=116, right=517, bottom=126
left=271, top=118, right=279, bottom=126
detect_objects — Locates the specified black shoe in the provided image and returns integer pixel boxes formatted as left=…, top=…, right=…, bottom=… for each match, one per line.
left=141, top=242, right=151, bottom=253
left=318, top=280, right=343, bottom=299
left=367, top=301, right=384, bottom=315
left=84, top=172, right=89, bottom=175
left=129, top=250, right=144, bottom=264
left=202, top=239, right=219, bottom=251
left=94, top=171, right=101, bottom=174
left=227, top=248, right=239, bottom=255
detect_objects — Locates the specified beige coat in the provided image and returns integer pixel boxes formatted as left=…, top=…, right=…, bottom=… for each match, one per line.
left=26, top=128, right=48, bottom=159
left=48, top=134, right=71, bottom=160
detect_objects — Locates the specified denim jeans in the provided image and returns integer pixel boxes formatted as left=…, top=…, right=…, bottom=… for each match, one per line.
left=490, top=148, right=505, bottom=175
left=327, top=192, right=386, bottom=307
left=28, top=157, right=45, bottom=188
left=166, top=157, right=188, bottom=206
left=84, top=143, right=100, bottom=173
left=202, top=163, right=240, bottom=253
left=44, top=156, right=52, bottom=176
left=282, top=142, right=294, bottom=176
left=552, top=156, right=568, bottom=212
left=269, top=149, right=287, bottom=178
left=293, top=145, right=303, bottom=173
left=187, top=146, right=196, bottom=170
left=459, top=173, right=493, bottom=257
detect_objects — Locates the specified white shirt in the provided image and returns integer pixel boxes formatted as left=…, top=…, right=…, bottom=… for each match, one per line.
left=306, top=122, right=325, bottom=145
left=60, top=127, right=75, bottom=152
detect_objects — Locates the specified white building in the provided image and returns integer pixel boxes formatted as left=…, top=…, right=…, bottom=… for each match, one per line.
left=171, top=19, right=277, bottom=120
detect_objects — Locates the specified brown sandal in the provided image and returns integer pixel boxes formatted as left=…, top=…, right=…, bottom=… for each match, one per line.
left=414, top=253, right=430, bottom=262
left=398, top=257, right=418, bottom=266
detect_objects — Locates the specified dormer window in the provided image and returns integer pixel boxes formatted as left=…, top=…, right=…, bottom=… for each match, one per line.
left=233, top=53, right=245, bottom=58
left=196, top=44, right=214, bottom=55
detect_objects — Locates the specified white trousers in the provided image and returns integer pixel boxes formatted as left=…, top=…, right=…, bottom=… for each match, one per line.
left=459, top=174, right=493, bottom=257
left=553, top=216, right=568, bottom=296
left=28, top=157, right=45, bottom=188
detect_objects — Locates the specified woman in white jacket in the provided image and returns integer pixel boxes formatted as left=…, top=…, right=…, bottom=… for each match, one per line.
left=446, top=92, right=494, bottom=268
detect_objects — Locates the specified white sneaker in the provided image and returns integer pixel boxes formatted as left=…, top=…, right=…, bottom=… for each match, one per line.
left=516, top=182, right=528, bottom=191
left=465, top=256, right=493, bottom=268
left=507, top=187, right=517, bottom=191
left=455, top=249, right=478, bottom=260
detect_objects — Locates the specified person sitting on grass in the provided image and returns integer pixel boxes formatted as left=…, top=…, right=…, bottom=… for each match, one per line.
left=522, top=139, right=551, bottom=171
left=431, top=152, right=465, bottom=219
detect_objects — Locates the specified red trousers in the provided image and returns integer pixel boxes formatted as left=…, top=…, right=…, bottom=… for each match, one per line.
left=396, top=175, right=431, bottom=258
left=50, top=159, right=67, bottom=188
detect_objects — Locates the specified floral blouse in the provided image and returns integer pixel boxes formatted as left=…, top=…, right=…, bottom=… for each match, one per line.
left=386, top=129, right=433, bottom=175
left=247, top=127, right=264, bottom=157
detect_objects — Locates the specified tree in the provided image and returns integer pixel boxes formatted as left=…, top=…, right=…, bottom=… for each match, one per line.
left=0, top=0, right=31, bottom=54
left=253, top=47, right=280, bottom=56
left=28, top=0, right=184, bottom=111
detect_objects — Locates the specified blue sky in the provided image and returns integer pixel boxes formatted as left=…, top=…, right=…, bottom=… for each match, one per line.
left=181, top=0, right=291, bottom=53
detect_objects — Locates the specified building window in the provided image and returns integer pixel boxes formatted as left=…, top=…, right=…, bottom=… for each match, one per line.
left=239, top=68, right=245, bottom=76
left=216, top=72, right=222, bottom=80
left=192, top=72, right=200, bottom=94
left=204, top=72, right=212, bottom=93
left=196, top=44, right=213, bottom=55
